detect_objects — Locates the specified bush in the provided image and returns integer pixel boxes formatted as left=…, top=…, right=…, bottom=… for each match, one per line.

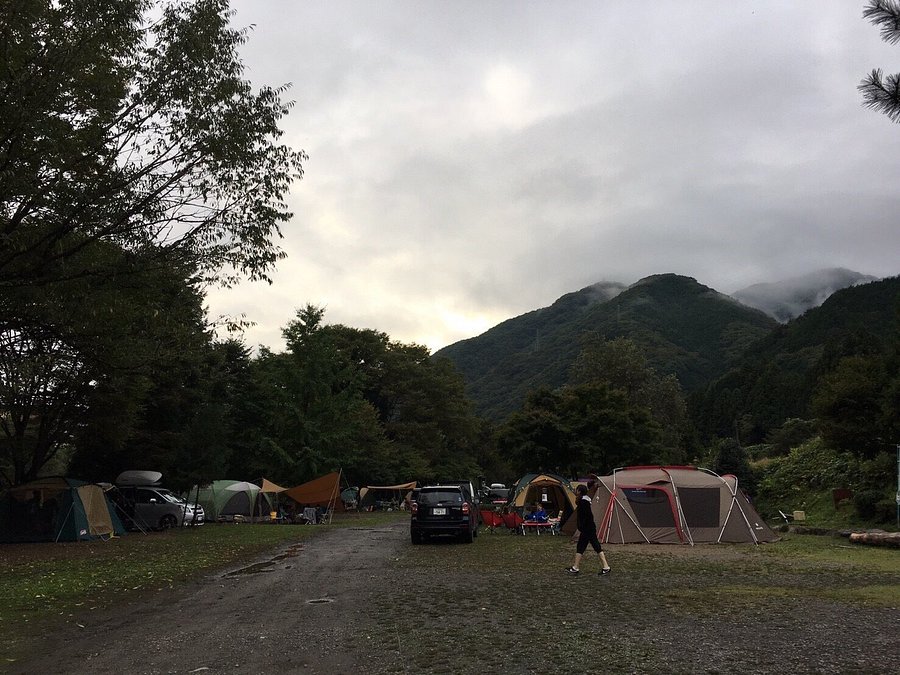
left=854, top=490, right=883, bottom=520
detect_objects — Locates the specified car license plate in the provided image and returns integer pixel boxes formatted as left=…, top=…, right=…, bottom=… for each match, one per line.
left=432, top=507, right=446, bottom=515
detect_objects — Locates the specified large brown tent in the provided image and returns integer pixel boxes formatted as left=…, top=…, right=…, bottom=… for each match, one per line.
left=283, top=472, right=345, bottom=512
left=592, top=466, right=777, bottom=544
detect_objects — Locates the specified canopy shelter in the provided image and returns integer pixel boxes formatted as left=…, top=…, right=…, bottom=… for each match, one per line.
left=283, top=471, right=345, bottom=514
left=508, top=473, right=578, bottom=534
left=193, top=480, right=272, bottom=521
left=592, top=466, right=778, bottom=545
left=0, top=477, right=125, bottom=543
left=358, top=482, right=417, bottom=510
left=260, top=478, right=287, bottom=493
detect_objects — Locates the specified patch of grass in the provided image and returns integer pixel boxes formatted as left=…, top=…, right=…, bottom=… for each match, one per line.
left=362, top=531, right=900, bottom=674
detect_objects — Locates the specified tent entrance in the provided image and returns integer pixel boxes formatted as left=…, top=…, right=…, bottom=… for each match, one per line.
left=678, top=487, right=720, bottom=529
left=621, top=487, right=676, bottom=529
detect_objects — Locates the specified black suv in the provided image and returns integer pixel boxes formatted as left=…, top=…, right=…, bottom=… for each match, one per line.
left=410, top=485, right=478, bottom=544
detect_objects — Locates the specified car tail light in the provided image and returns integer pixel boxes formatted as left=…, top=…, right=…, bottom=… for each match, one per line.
left=462, top=502, right=469, bottom=515
left=411, top=502, right=418, bottom=515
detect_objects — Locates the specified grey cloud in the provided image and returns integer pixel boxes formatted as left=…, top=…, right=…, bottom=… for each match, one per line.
left=212, top=1, right=900, bottom=352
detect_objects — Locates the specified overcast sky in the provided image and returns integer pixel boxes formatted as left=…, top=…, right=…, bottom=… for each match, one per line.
left=206, top=1, right=900, bottom=353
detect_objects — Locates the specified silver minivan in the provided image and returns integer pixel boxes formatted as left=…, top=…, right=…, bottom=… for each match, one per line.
left=115, top=471, right=204, bottom=530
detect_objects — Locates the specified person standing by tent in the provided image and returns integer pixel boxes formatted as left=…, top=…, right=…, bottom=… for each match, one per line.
left=566, top=482, right=611, bottom=576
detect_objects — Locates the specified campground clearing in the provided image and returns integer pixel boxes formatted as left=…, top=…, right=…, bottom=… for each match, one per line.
left=2, top=514, right=898, bottom=674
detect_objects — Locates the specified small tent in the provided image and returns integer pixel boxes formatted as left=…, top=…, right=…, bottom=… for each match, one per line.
left=283, top=471, right=345, bottom=513
left=193, top=480, right=272, bottom=521
left=592, top=466, right=778, bottom=544
left=508, top=473, right=578, bottom=534
left=0, top=477, right=126, bottom=543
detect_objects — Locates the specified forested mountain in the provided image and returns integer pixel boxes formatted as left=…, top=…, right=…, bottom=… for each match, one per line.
left=694, top=275, right=900, bottom=445
left=732, top=268, right=878, bottom=323
left=435, top=274, right=778, bottom=421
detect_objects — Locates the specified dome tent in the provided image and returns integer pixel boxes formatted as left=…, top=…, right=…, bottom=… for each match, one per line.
left=0, top=477, right=125, bottom=543
left=592, top=466, right=777, bottom=544
left=508, top=473, right=578, bottom=534
left=193, top=480, right=272, bottom=521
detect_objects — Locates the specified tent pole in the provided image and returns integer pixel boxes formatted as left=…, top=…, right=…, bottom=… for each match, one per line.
left=55, top=499, right=75, bottom=543
left=661, top=467, right=693, bottom=546
left=329, top=469, right=342, bottom=525
left=670, top=484, right=694, bottom=546
left=729, top=478, right=760, bottom=544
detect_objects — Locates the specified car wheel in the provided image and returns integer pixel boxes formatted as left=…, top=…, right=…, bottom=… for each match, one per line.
left=461, top=527, right=474, bottom=544
left=159, top=514, right=178, bottom=530
left=411, top=530, right=422, bottom=545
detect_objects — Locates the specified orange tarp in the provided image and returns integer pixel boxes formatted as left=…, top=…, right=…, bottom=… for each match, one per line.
left=260, top=478, right=287, bottom=493
left=283, top=472, right=344, bottom=511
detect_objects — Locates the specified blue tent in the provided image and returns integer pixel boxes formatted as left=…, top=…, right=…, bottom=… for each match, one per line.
left=0, top=477, right=126, bottom=543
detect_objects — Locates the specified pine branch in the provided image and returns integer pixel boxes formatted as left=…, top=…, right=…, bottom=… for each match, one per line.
left=863, top=0, right=900, bottom=45
left=859, top=68, right=900, bottom=122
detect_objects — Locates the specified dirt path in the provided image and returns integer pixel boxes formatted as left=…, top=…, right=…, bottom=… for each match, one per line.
left=14, top=521, right=406, bottom=674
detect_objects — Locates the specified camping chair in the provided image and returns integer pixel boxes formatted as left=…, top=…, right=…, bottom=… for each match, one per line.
left=480, top=510, right=504, bottom=533
left=501, top=511, right=525, bottom=535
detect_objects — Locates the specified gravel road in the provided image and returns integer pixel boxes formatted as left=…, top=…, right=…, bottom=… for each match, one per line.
left=13, top=521, right=407, bottom=674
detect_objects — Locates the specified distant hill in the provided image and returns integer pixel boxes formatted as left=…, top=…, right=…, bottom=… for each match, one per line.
left=695, top=276, right=900, bottom=443
left=732, top=268, right=878, bottom=323
left=435, top=274, right=777, bottom=421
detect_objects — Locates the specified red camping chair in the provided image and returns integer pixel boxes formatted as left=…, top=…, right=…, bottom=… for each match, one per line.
left=501, top=511, right=525, bottom=535
left=480, top=510, right=504, bottom=533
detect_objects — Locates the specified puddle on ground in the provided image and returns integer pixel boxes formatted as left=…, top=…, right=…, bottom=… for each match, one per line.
left=306, top=598, right=334, bottom=605
left=224, top=543, right=305, bottom=577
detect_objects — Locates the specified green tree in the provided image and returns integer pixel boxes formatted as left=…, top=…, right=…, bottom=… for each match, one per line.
left=0, top=0, right=306, bottom=289
left=570, top=336, right=689, bottom=462
left=812, top=354, right=894, bottom=458
left=497, top=383, right=661, bottom=478
left=237, top=307, right=486, bottom=486
left=1, top=0, right=305, bottom=484
left=710, top=437, right=754, bottom=493
left=2, top=251, right=212, bottom=484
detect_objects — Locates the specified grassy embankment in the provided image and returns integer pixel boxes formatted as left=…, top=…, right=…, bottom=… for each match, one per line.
left=0, top=511, right=397, bottom=662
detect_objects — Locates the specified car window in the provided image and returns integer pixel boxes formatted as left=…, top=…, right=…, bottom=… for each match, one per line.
left=156, top=490, right=184, bottom=505
left=418, top=490, right=463, bottom=505
left=133, top=489, right=154, bottom=504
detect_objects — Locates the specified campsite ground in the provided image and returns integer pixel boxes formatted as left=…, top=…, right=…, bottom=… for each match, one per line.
left=3, top=514, right=899, bottom=674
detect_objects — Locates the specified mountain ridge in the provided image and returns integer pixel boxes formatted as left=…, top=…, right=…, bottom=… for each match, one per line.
left=435, top=273, right=778, bottom=421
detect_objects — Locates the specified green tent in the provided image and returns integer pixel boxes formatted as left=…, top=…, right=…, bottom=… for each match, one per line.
left=192, top=480, right=272, bottom=521
left=0, top=477, right=126, bottom=543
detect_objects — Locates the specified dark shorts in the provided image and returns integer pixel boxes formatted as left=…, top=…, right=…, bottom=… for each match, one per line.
left=577, top=527, right=602, bottom=554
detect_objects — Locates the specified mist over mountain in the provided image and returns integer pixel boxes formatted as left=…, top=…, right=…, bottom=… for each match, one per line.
left=731, top=268, right=878, bottom=323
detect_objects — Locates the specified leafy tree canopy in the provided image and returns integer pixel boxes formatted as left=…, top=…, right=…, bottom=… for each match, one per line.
left=0, top=0, right=306, bottom=289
